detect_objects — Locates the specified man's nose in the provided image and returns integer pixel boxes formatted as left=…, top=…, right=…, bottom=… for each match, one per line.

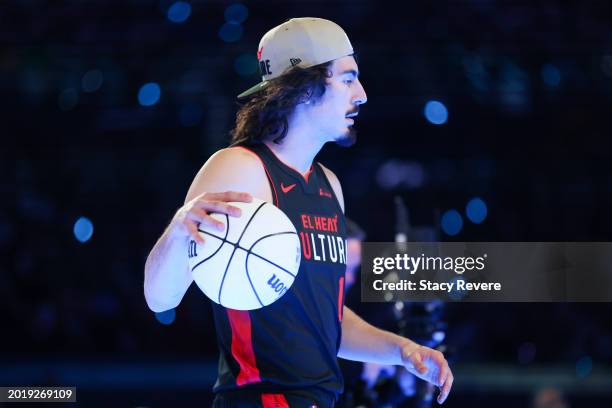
left=353, top=79, right=367, bottom=105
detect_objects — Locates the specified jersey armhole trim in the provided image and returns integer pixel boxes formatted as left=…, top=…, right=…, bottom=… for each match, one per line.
left=316, top=163, right=344, bottom=215
left=234, top=146, right=279, bottom=207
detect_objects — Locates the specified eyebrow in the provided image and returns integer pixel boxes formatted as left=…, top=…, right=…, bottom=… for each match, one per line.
left=339, top=69, right=359, bottom=78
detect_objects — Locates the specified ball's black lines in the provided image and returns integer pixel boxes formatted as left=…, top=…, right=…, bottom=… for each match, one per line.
left=191, top=213, right=230, bottom=272
left=191, top=202, right=300, bottom=309
left=247, top=232, right=299, bottom=278
left=217, top=202, right=267, bottom=305
left=244, top=231, right=299, bottom=308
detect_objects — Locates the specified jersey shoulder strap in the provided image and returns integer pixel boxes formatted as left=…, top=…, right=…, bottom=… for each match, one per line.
left=315, top=162, right=344, bottom=215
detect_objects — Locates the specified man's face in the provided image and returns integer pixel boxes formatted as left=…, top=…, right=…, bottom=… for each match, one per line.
left=307, top=55, right=367, bottom=146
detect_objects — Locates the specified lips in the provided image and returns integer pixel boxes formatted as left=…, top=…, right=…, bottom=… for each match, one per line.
left=345, top=108, right=359, bottom=118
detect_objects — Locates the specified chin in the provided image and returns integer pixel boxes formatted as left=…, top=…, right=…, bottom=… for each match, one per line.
left=335, top=127, right=357, bottom=147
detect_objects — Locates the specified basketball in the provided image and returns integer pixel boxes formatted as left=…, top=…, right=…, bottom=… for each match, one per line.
left=188, top=198, right=301, bottom=310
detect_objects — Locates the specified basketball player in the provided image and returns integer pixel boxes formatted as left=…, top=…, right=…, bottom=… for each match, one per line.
left=144, top=18, right=453, bottom=407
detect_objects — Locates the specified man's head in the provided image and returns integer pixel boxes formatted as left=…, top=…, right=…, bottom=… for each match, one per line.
left=298, top=55, right=366, bottom=147
left=230, top=18, right=367, bottom=146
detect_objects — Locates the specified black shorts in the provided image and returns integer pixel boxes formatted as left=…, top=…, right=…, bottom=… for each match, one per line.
left=212, top=388, right=336, bottom=408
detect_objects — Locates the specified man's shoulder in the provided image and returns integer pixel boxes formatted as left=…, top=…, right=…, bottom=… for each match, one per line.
left=184, top=146, right=269, bottom=203
left=208, top=146, right=263, bottom=169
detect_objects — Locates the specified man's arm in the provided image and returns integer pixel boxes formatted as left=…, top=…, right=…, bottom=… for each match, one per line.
left=144, top=147, right=269, bottom=312
left=339, top=306, right=409, bottom=365
left=320, top=164, right=453, bottom=403
left=339, top=307, right=453, bottom=404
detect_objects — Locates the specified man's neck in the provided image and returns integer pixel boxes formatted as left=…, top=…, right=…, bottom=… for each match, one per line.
left=264, top=126, right=325, bottom=175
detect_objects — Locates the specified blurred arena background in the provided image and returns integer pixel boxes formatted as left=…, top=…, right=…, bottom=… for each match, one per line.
left=3, top=0, right=612, bottom=406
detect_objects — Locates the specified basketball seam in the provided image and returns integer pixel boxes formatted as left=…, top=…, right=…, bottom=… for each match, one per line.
left=195, top=230, right=298, bottom=305
left=217, top=202, right=267, bottom=306
left=198, top=229, right=297, bottom=265
left=245, top=248, right=298, bottom=278
left=191, top=214, right=230, bottom=272
left=246, top=232, right=299, bottom=278
left=244, top=249, right=264, bottom=307
left=244, top=231, right=299, bottom=308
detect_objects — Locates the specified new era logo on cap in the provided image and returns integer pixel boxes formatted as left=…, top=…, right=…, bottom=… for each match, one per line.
left=289, top=58, right=302, bottom=67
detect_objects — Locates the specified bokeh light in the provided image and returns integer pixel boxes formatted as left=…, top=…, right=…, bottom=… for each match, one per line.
left=81, top=69, right=104, bottom=92
left=466, top=197, right=488, bottom=224
left=541, top=63, right=561, bottom=88
left=219, top=23, right=243, bottom=43
left=576, top=355, right=593, bottom=378
left=441, top=209, right=463, bottom=236
left=224, top=3, right=248, bottom=24
left=155, top=309, right=176, bottom=325
left=234, top=53, right=258, bottom=77
left=448, top=276, right=467, bottom=300
left=424, top=100, right=448, bottom=125
left=138, top=82, right=161, bottom=106
left=167, top=1, right=191, bottom=23
left=73, top=216, right=94, bottom=243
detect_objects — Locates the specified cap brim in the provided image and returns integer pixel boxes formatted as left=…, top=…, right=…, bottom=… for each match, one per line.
left=237, top=81, right=269, bottom=99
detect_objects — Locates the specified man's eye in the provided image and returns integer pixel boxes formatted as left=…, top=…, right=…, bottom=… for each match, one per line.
left=344, top=79, right=353, bottom=85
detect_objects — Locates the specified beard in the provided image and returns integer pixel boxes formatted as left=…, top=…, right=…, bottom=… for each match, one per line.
left=335, top=127, right=357, bottom=147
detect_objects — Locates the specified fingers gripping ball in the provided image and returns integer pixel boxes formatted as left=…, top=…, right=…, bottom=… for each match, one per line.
left=188, top=198, right=301, bottom=310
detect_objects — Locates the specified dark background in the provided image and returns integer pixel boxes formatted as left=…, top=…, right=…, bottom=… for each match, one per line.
left=3, top=0, right=612, bottom=406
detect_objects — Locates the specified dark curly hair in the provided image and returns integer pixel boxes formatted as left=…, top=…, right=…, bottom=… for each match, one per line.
left=230, top=61, right=333, bottom=146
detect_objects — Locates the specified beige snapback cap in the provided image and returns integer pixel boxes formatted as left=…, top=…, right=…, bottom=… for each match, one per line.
left=237, top=17, right=354, bottom=99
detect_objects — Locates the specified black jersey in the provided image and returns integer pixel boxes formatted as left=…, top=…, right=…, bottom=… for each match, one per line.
left=211, top=143, right=348, bottom=400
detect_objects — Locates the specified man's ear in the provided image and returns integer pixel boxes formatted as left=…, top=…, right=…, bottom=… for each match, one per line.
left=300, top=90, right=313, bottom=105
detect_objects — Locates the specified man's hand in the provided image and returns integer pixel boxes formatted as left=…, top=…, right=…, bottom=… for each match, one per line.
left=400, top=342, right=453, bottom=404
left=172, top=191, right=253, bottom=244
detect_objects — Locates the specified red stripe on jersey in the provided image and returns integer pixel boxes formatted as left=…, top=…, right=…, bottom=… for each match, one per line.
left=338, top=276, right=345, bottom=322
left=235, top=146, right=279, bottom=207
left=226, top=309, right=261, bottom=386
left=261, top=393, right=290, bottom=408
